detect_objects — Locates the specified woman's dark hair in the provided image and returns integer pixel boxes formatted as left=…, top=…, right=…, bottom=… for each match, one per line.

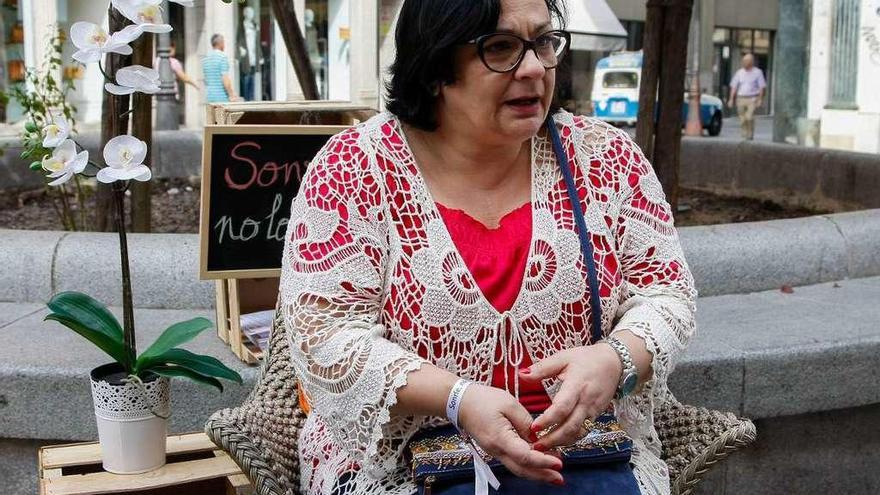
left=386, top=0, right=567, bottom=131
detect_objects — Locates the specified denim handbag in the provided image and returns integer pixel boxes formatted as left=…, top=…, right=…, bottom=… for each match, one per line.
left=406, top=117, right=640, bottom=494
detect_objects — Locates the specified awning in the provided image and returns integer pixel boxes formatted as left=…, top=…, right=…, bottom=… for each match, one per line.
left=566, top=0, right=628, bottom=52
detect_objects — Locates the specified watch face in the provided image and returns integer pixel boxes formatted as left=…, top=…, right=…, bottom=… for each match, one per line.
left=621, top=373, right=638, bottom=396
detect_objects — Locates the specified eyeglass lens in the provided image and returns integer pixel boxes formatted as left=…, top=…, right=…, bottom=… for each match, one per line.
left=480, top=31, right=568, bottom=72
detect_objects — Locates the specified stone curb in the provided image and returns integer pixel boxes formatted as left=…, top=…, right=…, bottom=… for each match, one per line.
left=681, top=209, right=880, bottom=297
left=3, top=209, right=879, bottom=307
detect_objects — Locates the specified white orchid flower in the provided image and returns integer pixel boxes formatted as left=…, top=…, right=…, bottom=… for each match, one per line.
left=70, top=22, right=140, bottom=64
left=42, top=115, right=71, bottom=148
left=98, top=135, right=152, bottom=184
left=41, top=140, right=89, bottom=187
left=105, top=65, right=161, bottom=95
left=115, top=0, right=194, bottom=7
left=111, top=0, right=173, bottom=34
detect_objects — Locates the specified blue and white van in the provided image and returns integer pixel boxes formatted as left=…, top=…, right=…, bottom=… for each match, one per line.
left=591, top=51, right=724, bottom=136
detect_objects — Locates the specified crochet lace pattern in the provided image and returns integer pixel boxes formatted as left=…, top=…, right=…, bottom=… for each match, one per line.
left=279, top=111, right=697, bottom=495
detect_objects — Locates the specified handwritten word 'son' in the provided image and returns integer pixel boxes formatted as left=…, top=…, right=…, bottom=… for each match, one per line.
left=224, top=141, right=308, bottom=190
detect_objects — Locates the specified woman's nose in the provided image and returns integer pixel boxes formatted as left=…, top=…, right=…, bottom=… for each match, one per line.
left=514, top=48, right=546, bottom=80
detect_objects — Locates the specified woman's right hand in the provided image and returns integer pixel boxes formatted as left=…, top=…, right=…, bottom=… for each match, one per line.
left=457, top=384, right=564, bottom=486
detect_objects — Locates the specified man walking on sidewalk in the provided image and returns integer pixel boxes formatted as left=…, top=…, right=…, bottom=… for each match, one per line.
left=727, top=53, right=766, bottom=140
left=203, top=34, right=239, bottom=103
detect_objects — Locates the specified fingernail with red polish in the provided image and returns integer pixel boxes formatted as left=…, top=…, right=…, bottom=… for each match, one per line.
left=528, top=431, right=539, bottom=443
left=533, top=443, right=547, bottom=452
left=552, top=479, right=565, bottom=487
left=530, top=424, right=542, bottom=433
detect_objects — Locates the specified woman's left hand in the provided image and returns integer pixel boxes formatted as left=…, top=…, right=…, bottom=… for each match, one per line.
left=518, top=344, right=622, bottom=450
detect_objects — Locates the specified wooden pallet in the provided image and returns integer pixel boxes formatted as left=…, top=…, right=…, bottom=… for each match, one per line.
left=38, top=432, right=253, bottom=495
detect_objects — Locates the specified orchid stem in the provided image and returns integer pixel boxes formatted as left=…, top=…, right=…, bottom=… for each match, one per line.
left=97, top=61, right=110, bottom=81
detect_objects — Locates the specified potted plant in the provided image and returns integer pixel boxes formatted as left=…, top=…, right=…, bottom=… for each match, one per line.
left=29, top=0, right=243, bottom=474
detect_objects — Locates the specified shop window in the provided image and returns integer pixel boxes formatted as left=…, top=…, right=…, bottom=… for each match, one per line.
left=304, top=0, right=350, bottom=100
left=1, top=0, right=26, bottom=123
left=713, top=27, right=774, bottom=115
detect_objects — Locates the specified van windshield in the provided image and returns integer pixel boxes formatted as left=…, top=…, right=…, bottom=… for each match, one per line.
left=602, top=71, right=639, bottom=89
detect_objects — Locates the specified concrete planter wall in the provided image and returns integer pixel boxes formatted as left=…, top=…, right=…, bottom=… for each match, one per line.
left=1, top=209, right=879, bottom=308
left=4, top=133, right=879, bottom=211
left=681, top=137, right=880, bottom=210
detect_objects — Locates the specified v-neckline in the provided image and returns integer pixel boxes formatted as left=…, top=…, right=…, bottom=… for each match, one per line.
left=393, top=116, right=539, bottom=320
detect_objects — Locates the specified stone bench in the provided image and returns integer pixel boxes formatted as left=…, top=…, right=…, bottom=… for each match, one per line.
left=2, top=209, right=880, bottom=493
left=2, top=275, right=879, bottom=493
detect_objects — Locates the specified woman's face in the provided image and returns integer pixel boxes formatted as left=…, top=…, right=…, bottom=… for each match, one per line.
left=438, top=0, right=556, bottom=143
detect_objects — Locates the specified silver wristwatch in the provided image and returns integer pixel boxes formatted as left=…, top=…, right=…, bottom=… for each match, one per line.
left=602, top=336, right=638, bottom=399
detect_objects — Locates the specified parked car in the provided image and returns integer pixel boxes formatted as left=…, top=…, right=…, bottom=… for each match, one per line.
left=591, top=51, right=724, bottom=136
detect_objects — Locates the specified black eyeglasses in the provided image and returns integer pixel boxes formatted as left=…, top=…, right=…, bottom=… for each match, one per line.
left=467, top=30, right=571, bottom=73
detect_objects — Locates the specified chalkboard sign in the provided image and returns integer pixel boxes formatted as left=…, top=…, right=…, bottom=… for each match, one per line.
left=199, top=125, right=349, bottom=279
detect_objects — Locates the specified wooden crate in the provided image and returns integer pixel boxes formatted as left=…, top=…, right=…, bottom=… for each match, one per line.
left=207, top=100, right=375, bottom=127
left=38, top=432, right=253, bottom=495
left=214, top=277, right=279, bottom=364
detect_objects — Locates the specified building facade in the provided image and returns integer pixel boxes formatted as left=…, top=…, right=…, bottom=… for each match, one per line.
left=806, top=0, right=880, bottom=152
left=6, top=0, right=805, bottom=134
left=605, top=0, right=780, bottom=117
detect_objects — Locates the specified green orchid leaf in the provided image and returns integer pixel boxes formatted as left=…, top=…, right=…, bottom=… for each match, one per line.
left=138, top=317, right=213, bottom=361
left=44, top=313, right=130, bottom=369
left=150, top=365, right=224, bottom=392
left=47, top=292, right=124, bottom=343
left=136, top=348, right=242, bottom=384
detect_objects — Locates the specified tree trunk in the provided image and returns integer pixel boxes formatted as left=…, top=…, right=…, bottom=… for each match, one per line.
left=97, top=6, right=132, bottom=232
left=130, top=31, right=153, bottom=233
left=653, top=0, right=694, bottom=212
left=635, top=0, right=694, bottom=212
left=269, top=0, right=320, bottom=100
left=635, top=0, right=664, bottom=162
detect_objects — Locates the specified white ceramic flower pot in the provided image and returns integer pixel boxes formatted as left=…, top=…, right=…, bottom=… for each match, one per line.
left=89, top=363, right=171, bottom=474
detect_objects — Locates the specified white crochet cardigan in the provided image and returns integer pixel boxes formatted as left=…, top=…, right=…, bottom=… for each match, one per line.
left=279, top=110, right=697, bottom=495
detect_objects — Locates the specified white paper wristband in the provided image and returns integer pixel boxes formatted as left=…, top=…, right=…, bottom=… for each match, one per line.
left=446, top=378, right=472, bottom=431
left=444, top=379, right=500, bottom=495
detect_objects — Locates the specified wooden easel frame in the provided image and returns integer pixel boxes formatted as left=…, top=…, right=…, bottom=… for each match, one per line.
left=215, top=278, right=263, bottom=364
left=199, top=124, right=349, bottom=281
left=203, top=102, right=377, bottom=364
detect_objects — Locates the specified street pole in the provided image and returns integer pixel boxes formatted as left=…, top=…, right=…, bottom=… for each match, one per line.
left=156, top=1, right=179, bottom=131
left=684, top=0, right=703, bottom=137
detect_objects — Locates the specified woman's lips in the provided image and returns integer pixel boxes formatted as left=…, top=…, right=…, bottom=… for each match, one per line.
left=505, top=97, right=542, bottom=115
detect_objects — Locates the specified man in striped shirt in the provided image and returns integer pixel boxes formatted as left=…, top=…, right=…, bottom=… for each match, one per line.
left=203, top=34, right=239, bottom=103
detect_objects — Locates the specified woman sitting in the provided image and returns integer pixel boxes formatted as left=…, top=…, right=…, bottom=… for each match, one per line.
left=280, top=0, right=697, bottom=493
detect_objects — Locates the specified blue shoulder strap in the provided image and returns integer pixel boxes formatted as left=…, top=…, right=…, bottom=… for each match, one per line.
left=546, top=117, right=603, bottom=345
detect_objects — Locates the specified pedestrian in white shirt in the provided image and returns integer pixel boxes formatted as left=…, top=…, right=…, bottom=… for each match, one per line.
left=727, top=53, right=766, bottom=140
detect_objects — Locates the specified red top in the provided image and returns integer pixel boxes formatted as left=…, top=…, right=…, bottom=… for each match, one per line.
left=436, top=202, right=552, bottom=413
